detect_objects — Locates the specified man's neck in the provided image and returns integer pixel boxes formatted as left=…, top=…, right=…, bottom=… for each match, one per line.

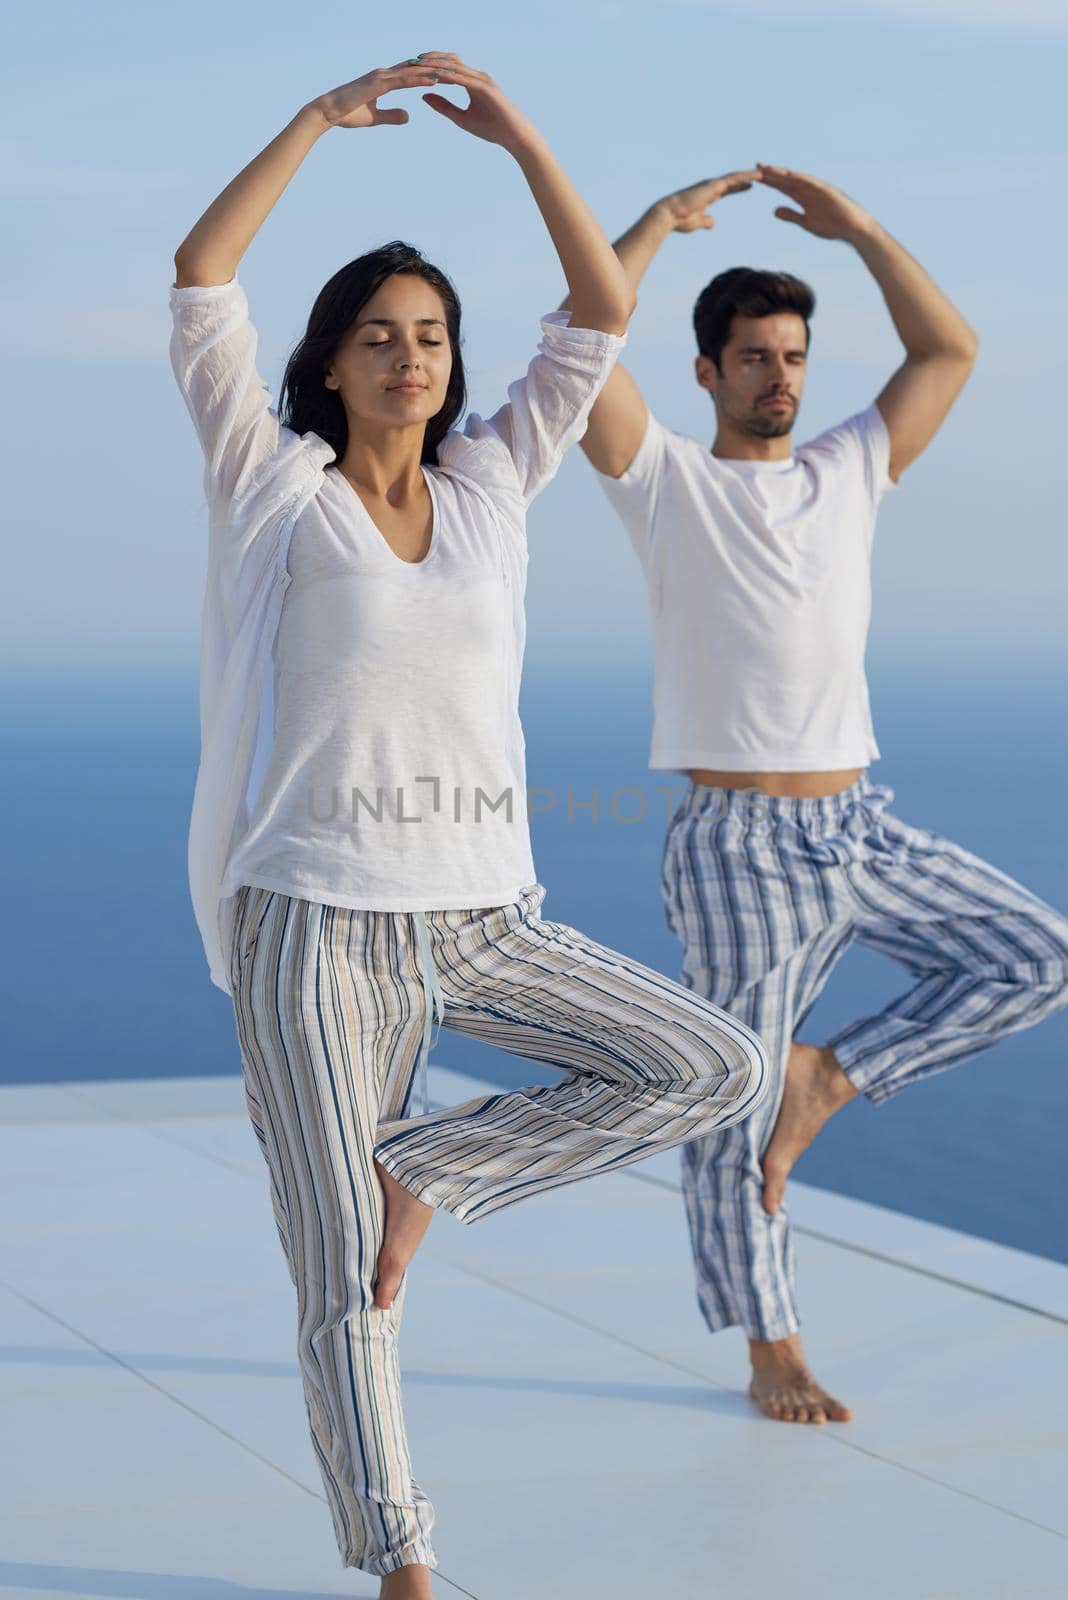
left=710, top=432, right=794, bottom=463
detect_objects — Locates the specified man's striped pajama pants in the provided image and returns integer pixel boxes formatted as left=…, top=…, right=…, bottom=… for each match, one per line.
left=228, top=878, right=769, bottom=1577
left=660, top=772, right=1068, bottom=1344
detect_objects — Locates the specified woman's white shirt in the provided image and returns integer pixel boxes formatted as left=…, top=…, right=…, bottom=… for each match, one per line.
left=169, top=274, right=626, bottom=992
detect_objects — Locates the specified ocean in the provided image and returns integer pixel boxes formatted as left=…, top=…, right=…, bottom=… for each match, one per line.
left=4, top=650, right=1066, bottom=1263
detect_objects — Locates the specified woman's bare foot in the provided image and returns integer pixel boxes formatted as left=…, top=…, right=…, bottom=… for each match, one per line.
left=761, top=1041, right=858, bottom=1214
left=748, top=1333, right=853, bottom=1424
left=379, top=1561, right=433, bottom=1598
left=372, top=1159, right=435, bottom=1310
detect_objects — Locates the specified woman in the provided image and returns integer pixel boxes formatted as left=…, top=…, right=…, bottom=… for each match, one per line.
left=169, top=53, right=769, bottom=1598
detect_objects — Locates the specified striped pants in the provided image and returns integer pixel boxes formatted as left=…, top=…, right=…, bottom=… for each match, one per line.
left=661, top=772, right=1068, bottom=1343
left=228, top=879, right=769, bottom=1576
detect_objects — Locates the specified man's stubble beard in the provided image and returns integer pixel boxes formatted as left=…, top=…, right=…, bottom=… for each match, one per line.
left=717, top=389, right=797, bottom=441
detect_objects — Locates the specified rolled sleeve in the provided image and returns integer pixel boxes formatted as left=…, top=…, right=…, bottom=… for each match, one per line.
left=169, top=274, right=283, bottom=514
left=460, top=309, right=628, bottom=508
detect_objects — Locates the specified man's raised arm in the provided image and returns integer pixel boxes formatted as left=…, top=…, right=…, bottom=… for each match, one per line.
left=755, top=162, right=979, bottom=482
left=558, top=172, right=760, bottom=478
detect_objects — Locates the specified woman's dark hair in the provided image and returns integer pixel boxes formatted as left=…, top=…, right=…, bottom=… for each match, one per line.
left=278, top=240, right=467, bottom=467
left=692, top=267, right=815, bottom=371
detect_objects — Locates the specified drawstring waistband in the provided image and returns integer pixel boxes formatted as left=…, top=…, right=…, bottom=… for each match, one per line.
left=411, top=910, right=445, bottom=1116
left=681, top=773, right=878, bottom=825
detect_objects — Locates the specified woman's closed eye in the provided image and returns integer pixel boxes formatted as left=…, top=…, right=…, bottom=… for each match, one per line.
left=365, top=339, right=444, bottom=348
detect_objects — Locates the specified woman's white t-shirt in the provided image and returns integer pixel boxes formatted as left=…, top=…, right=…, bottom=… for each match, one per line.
left=593, top=402, right=898, bottom=773
left=225, top=311, right=627, bottom=911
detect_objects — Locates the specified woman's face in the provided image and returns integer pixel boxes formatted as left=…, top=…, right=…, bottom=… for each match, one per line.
left=324, top=273, right=454, bottom=437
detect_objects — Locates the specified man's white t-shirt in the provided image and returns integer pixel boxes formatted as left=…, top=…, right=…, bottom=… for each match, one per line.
left=593, top=401, right=898, bottom=773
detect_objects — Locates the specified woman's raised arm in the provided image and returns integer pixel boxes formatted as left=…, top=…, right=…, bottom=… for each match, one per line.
left=419, top=52, right=636, bottom=334
left=173, top=58, right=445, bottom=285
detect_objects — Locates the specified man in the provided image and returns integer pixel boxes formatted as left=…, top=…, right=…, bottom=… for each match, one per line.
left=557, top=164, right=1068, bottom=1425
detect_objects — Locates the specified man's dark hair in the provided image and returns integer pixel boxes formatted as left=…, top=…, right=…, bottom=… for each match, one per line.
left=692, top=267, right=816, bottom=371
left=279, top=239, right=467, bottom=468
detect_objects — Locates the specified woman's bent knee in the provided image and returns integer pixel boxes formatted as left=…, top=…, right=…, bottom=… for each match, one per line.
left=674, top=1013, right=771, bottom=1112
left=732, top=1024, right=771, bottom=1110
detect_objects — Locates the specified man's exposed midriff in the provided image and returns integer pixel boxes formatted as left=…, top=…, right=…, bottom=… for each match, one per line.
left=687, top=767, right=865, bottom=798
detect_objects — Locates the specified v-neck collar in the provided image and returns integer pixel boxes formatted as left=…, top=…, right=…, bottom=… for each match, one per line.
left=328, top=463, right=439, bottom=569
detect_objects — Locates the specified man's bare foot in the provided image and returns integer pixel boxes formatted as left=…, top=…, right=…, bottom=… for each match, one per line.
left=379, top=1561, right=433, bottom=1598
left=372, top=1159, right=435, bottom=1311
left=748, top=1333, right=853, bottom=1424
left=761, top=1041, right=859, bottom=1214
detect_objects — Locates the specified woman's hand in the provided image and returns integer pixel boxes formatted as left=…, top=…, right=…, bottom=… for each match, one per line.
left=311, top=57, right=445, bottom=130
left=754, top=163, right=874, bottom=243
left=652, top=171, right=763, bottom=234
left=419, top=52, right=541, bottom=154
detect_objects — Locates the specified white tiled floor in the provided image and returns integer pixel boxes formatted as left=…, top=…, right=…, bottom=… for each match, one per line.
left=1, top=1067, right=1066, bottom=1599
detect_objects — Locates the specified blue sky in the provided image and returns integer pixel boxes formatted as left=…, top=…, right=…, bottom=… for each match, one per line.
left=6, top=0, right=1066, bottom=677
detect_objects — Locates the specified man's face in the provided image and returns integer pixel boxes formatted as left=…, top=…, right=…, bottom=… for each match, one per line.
left=324, top=273, right=454, bottom=435
left=696, top=311, right=809, bottom=438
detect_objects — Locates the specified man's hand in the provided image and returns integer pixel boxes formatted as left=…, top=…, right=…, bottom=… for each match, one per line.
left=652, top=170, right=763, bottom=234
left=754, top=162, right=875, bottom=244
left=752, top=162, right=979, bottom=482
